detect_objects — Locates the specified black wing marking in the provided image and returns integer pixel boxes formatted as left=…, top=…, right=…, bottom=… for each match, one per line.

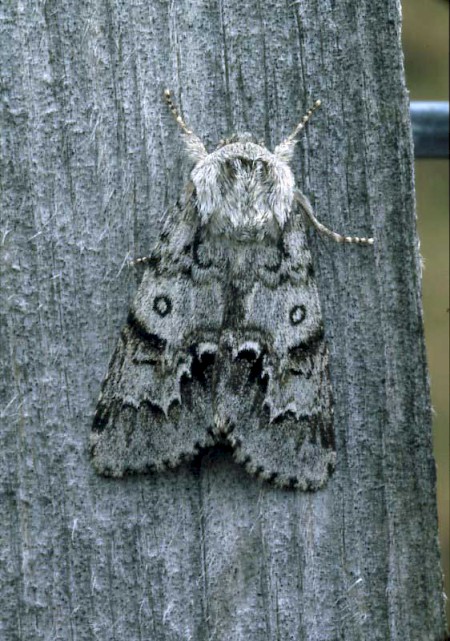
left=91, top=261, right=224, bottom=476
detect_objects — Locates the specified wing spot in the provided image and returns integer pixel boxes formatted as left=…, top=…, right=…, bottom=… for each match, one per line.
left=153, top=295, right=172, bottom=317
left=289, top=304, right=306, bottom=325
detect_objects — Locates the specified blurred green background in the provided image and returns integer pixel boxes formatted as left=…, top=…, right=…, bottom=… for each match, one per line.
left=402, top=0, right=449, bottom=620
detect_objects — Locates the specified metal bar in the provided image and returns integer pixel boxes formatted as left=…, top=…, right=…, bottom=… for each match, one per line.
left=410, top=101, right=449, bottom=159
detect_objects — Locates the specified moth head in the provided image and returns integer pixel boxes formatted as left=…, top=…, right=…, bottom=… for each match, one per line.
left=164, top=90, right=321, bottom=238
left=190, top=136, right=296, bottom=234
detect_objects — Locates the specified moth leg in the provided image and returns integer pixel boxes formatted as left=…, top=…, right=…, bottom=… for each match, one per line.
left=129, top=255, right=153, bottom=267
left=295, top=190, right=374, bottom=245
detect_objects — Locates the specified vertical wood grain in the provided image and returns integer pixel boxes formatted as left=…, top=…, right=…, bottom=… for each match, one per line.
left=0, top=0, right=447, bottom=639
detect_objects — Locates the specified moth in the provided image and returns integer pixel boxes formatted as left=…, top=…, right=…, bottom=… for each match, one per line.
left=91, top=90, right=373, bottom=490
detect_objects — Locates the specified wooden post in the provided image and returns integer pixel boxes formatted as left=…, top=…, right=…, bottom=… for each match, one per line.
left=1, top=0, right=447, bottom=639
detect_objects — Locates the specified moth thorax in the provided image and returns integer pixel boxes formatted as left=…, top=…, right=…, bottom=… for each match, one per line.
left=191, top=143, right=295, bottom=239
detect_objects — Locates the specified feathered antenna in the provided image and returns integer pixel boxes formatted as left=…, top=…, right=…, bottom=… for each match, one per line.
left=274, top=99, right=321, bottom=162
left=164, top=89, right=208, bottom=161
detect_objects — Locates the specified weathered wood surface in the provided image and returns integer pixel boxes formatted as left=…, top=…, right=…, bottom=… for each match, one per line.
left=0, top=0, right=447, bottom=639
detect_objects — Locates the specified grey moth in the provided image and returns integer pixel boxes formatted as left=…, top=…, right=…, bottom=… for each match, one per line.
left=91, top=91, right=373, bottom=490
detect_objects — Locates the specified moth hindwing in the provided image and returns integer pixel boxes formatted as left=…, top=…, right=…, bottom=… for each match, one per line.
left=91, top=91, right=373, bottom=490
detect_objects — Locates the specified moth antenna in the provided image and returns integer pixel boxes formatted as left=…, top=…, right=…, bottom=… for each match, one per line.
left=164, top=89, right=194, bottom=135
left=295, top=190, right=374, bottom=245
left=274, top=99, right=321, bottom=162
left=164, top=89, right=208, bottom=160
left=285, top=99, right=322, bottom=144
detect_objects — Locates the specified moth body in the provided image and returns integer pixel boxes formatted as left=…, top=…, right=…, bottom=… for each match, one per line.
left=192, top=138, right=295, bottom=240
left=91, top=92, right=373, bottom=489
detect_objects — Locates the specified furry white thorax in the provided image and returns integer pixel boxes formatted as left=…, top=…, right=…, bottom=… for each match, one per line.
left=190, top=139, right=295, bottom=242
